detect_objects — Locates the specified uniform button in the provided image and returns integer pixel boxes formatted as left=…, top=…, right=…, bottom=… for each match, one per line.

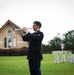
left=33, top=49, right=35, bottom=50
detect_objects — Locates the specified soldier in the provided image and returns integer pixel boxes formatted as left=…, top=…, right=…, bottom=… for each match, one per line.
left=22, top=21, right=44, bottom=75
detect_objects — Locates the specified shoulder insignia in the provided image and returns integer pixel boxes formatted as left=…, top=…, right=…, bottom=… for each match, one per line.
left=38, top=34, right=40, bottom=36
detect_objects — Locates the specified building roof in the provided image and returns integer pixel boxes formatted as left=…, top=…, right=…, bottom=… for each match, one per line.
left=0, top=20, right=21, bottom=31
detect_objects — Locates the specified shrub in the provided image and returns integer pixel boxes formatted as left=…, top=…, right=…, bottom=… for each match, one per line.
left=0, top=48, right=28, bottom=56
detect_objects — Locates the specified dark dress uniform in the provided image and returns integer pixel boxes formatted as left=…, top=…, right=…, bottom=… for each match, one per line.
left=22, top=30, right=44, bottom=75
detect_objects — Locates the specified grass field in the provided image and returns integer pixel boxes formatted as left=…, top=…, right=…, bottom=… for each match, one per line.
left=0, top=54, right=74, bottom=75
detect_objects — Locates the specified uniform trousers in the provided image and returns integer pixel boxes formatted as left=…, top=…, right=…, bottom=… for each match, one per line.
left=28, top=59, right=41, bottom=75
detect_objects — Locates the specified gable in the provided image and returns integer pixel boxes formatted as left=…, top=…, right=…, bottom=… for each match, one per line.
left=0, top=20, right=21, bottom=32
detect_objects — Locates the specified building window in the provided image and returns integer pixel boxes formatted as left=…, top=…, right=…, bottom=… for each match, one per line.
left=8, top=30, right=12, bottom=48
left=13, top=36, right=16, bottom=48
left=4, top=37, right=7, bottom=48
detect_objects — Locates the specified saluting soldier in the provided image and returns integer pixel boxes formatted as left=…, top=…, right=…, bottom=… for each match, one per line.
left=22, top=21, right=44, bottom=75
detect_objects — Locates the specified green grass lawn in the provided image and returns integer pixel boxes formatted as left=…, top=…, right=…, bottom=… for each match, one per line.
left=0, top=54, right=74, bottom=75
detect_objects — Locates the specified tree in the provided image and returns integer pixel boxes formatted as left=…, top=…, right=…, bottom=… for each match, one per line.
left=48, top=36, right=61, bottom=51
left=41, top=44, right=51, bottom=54
left=64, top=30, right=74, bottom=50
left=41, top=30, right=74, bottom=53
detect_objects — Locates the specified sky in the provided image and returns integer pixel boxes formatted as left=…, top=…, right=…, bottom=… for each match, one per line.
left=0, top=0, right=74, bottom=44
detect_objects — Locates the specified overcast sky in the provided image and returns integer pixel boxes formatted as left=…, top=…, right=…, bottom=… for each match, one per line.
left=0, top=0, right=74, bottom=44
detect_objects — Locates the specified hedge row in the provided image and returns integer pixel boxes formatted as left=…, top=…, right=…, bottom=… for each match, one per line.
left=0, top=48, right=28, bottom=56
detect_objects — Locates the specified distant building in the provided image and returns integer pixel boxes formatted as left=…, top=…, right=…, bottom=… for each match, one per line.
left=52, top=50, right=72, bottom=54
left=0, top=20, right=28, bottom=49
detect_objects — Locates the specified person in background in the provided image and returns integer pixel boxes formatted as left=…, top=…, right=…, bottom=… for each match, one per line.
left=22, top=21, right=44, bottom=75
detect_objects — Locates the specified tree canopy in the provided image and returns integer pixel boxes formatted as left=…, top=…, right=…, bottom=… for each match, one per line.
left=42, top=29, right=74, bottom=53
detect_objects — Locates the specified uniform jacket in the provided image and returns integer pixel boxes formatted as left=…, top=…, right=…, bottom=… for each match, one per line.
left=22, top=30, right=44, bottom=60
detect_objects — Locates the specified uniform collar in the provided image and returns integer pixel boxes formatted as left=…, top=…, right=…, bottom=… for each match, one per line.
left=34, top=29, right=40, bottom=33
left=33, top=30, right=40, bottom=34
